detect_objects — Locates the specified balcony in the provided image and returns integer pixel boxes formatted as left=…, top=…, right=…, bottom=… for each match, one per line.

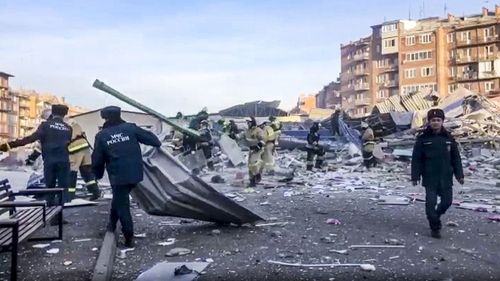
left=353, top=53, right=370, bottom=61
left=355, top=98, right=371, bottom=106
left=456, top=72, right=478, bottom=82
left=479, top=71, right=499, bottom=79
left=455, top=56, right=476, bottom=64
left=456, top=38, right=476, bottom=47
left=354, top=68, right=369, bottom=76
left=479, top=54, right=499, bottom=61
left=379, top=80, right=398, bottom=88
left=19, top=101, right=30, bottom=108
left=381, top=65, right=398, bottom=73
left=354, top=83, right=369, bottom=91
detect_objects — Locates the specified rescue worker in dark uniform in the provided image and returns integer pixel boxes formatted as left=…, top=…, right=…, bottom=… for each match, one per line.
left=411, top=109, right=464, bottom=239
left=330, top=109, right=341, bottom=136
left=227, top=120, right=239, bottom=140
left=198, top=120, right=214, bottom=170
left=0, top=104, right=72, bottom=205
left=92, top=106, right=161, bottom=248
left=305, top=122, right=325, bottom=171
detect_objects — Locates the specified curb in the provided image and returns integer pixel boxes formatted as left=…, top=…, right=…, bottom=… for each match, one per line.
left=92, top=231, right=117, bottom=281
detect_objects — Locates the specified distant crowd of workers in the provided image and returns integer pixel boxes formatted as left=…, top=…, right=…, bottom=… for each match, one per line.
left=0, top=105, right=463, bottom=246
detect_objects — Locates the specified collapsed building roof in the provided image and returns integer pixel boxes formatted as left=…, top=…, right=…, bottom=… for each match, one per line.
left=372, top=91, right=435, bottom=114
left=218, top=100, right=288, bottom=117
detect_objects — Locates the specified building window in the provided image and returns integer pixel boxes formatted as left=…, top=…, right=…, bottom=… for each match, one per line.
left=484, top=27, right=495, bottom=40
left=382, top=24, right=397, bottom=33
left=376, top=90, right=386, bottom=99
left=384, top=39, right=396, bottom=48
left=448, top=67, right=455, bottom=77
left=404, top=68, right=416, bottom=78
left=485, top=45, right=494, bottom=57
left=378, top=59, right=386, bottom=68
left=420, top=33, right=432, bottom=44
left=461, top=31, right=471, bottom=42
left=447, top=33, right=454, bottom=43
left=485, top=81, right=494, bottom=92
left=448, top=84, right=457, bottom=94
left=449, top=50, right=455, bottom=59
left=405, top=50, right=433, bottom=62
left=376, top=45, right=380, bottom=53
left=421, top=67, right=434, bottom=77
left=406, top=36, right=416, bottom=46
left=484, top=61, right=494, bottom=72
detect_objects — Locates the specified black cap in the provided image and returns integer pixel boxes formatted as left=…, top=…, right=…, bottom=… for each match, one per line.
left=51, top=104, right=69, bottom=117
left=100, top=106, right=121, bottom=120
left=427, top=108, right=445, bottom=120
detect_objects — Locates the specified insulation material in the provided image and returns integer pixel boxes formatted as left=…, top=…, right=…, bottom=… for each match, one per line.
left=132, top=147, right=263, bottom=224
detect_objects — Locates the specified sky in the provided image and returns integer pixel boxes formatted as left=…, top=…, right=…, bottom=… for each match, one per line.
left=0, top=0, right=491, bottom=115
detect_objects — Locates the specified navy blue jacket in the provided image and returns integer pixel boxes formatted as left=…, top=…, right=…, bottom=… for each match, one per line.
left=9, top=117, right=72, bottom=164
left=411, top=128, right=464, bottom=187
left=92, top=122, right=161, bottom=186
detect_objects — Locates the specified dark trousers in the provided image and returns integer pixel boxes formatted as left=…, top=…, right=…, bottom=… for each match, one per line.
left=201, top=146, right=214, bottom=170
left=44, top=161, right=70, bottom=205
left=306, top=147, right=325, bottom=171
left=425, top=184, right=453, bottom=230
left=362, top=151, right=376, bottom=169
left=109, top=184, right=135, bottom=239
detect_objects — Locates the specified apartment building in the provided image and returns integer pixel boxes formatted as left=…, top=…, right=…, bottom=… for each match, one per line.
left=449, top=7, right=500, bottom=94
left=0, top=72, right=16, bottom=142
left=315, top=80, right=341, bottom=109
left=340, top=36, right=372, bottom=117
left=399, top=19, right=450, bottom=97
left=339, top=5, right=500, bottom=118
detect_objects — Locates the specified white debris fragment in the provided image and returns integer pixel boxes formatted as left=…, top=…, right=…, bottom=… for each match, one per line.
left=73, top=238, right=92, bottom=242
left=206, top=258, right=214, bottom=263
left=63, top=261, right=73, bottom=266
left=32, top=244, right=50, bottom=249
left=118, top=248, right=135, bottom=259
left=92, top=248, right=99, bottom=252
left=46, top=248, right=60, bottom=254
left=157, top=238, right=176, bottom=246
left=360, top=264, right=376, bottom=272
left=329, top=249, right=348, bottom=255
left=134, top=233, right=147, bottom=238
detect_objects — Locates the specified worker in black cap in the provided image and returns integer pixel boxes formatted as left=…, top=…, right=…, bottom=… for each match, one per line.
left=1, top=104, right=72, bottom=205
left=411, top=108, right=464, bottom=239
left=92, top=106, right=161, bottom=248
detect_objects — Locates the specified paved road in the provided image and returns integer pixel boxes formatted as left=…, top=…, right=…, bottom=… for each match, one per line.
left=112, top=169, right=500, bottom=281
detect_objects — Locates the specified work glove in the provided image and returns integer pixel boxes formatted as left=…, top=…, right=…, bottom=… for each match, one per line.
left=0, top=143, right=9, bottom=152
left=25, top=158, right=35, bottom=166
left=257, top=141, right=264, bottom=150
left=458, top=178, right=465, bottom=185
left=412, top=180, right=419, bottom=186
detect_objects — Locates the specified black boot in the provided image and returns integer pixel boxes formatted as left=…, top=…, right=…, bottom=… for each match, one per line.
left=249, top=176, right=256, bottom=187
left=306, top=165, right=313, bottom=171
left=255, top=174, right=262, bottom=183
left=87, top=184, right=101, bottom=201
left=431, top=229, right=441, bottom=239
left=124, top=237, right=135, bottom=248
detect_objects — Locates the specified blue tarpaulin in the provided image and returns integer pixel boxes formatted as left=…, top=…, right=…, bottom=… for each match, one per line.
left=339, top=116, right=361, bottom=150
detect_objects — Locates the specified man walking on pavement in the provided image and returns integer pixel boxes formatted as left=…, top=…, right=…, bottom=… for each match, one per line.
left=1, top=104, right=72, bottom=205
left=92, top=106, right=161, bottom=248
left=67, top=119, right=101, bottom=201
left=411, top=108, right=464, bottom=239
left=244, top=117, right=265, bottom=187
left=305, top=122, right=325, bottom=171
left=361, top=122, right=376, bottom=169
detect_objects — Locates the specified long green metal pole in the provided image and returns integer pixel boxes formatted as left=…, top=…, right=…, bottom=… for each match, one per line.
left=92, top=79, right=200, bottom=137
